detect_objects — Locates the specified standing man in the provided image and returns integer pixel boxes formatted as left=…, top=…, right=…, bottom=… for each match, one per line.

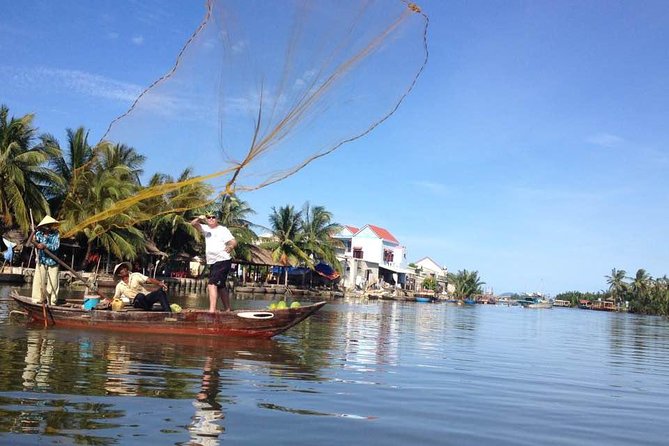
left=190, top=210, right=237, bottom=312
left=29, top=215, right=61, bottom=305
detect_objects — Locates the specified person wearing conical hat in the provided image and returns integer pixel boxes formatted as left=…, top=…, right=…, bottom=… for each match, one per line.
left=29, top=215, right=61, bottom=305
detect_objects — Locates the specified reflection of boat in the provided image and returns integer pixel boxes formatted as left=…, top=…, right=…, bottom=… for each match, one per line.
left=10, top=290, right=326, bottom=338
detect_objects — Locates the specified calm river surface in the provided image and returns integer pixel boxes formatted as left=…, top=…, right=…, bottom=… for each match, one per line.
left=1, top=284, right=669, bottom=445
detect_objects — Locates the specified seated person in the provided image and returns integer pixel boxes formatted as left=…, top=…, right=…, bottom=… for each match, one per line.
left=106, top=262, right=171, bottom=311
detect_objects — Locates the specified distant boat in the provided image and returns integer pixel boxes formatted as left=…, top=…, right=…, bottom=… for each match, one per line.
left=591, top=300, right=617, bottom=311
left=519, top=297, right=553, bottom=309
left=414, top=295, right=435, bottom=303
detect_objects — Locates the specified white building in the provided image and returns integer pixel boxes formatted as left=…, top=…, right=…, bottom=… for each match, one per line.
left=334, top=224, right=409, bottom=289
left=410, top=256, right=451, bottom=292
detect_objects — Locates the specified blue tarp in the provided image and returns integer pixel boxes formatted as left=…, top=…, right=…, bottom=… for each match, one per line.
left=315, top=262, right=340, bottom=280
left=271, top=263, right=339, bottom=280
left=271, top=266, right=311, bottom=275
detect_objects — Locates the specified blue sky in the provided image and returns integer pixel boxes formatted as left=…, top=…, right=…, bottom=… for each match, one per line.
left=2, top=0, right=668, bottom=295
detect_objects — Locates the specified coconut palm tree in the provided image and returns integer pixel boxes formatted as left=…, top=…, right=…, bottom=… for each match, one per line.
left=605, top=268, right=628, bottom=305
left=630, top=268, right=652, bottom=305
left=57, top=141, right=148, bottom=265
left=144, top=168, right=213, bottom=256
left=447, top=269, right=485, bottom=300
left=43, top=127, right=95, bottom=215
left=0, top=105, right=61, bottom=231
left=300, top=202, right=343, bottom=271
left=262, top=205, right=309, bottom=285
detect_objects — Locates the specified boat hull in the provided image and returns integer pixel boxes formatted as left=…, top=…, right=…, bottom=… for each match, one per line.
left=10, top=291, right=326, bottom=338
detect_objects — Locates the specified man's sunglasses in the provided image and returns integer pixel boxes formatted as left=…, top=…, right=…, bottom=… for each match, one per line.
left=206, top=215, right=216, bottom=219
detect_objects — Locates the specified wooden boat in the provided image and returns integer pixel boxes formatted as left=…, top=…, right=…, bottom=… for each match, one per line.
left=0, top=272, right=24, bottom=283
left=10, top=290, right=326, bottom=339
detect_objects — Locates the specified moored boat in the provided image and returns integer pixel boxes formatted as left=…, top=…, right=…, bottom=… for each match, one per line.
left=414, top=295, right=435, bottom=303
left=518, top=297, right=553, bottom=309
left=10, top=291, right=326, bottom=339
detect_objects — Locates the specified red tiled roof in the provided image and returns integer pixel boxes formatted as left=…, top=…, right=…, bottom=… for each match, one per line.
left=345, top=225, right=359, bottom=234
left=368, top=224, right=399, bottom=244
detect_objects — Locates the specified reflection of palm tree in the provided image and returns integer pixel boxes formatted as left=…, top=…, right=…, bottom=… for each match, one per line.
left=189, top=356, right=224, bottom=446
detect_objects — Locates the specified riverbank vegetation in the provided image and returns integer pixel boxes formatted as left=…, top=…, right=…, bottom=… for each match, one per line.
left=555, top=268, right=669, bottom=316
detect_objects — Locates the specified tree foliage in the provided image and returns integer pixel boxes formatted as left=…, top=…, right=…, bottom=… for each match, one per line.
left=447, top=269, right=485, bottom=299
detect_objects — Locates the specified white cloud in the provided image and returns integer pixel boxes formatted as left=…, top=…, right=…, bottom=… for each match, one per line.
left=2, top=66, right=142, bottom=102
left=586, top=132, right=624, bottom=148
left=132, top=35, right=144, bottom=45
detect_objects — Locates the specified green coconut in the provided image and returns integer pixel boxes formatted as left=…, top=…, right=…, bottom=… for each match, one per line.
left=290, top=301, right=301, bottom=308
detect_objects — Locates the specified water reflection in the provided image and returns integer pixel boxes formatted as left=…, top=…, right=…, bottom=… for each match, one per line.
left=3, top=287, right=669, bottom=445
left=189, top=355, right=225, bottom=445
left=22, top=330, right=55, bottom=391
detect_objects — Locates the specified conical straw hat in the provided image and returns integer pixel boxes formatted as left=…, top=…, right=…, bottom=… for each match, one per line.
left=37, top=215, right=59, bottom=227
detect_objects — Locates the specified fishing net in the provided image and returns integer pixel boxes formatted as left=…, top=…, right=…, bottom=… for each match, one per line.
left=63, top=0, right=429, bottom=237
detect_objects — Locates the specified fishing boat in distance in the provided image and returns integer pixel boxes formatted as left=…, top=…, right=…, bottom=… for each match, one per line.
left=10, top=291, right=326, bottom=339
left=518, top=296, right=553, bottom=309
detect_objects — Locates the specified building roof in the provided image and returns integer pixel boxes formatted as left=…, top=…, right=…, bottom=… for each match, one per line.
left=366, top=224, right=399, bottom=244
left=414, top=256, right=443, bottom=270
left=345, top=225, right=359, bottom=234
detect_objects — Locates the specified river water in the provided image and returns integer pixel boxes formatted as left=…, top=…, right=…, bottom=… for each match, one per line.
left=1, top=284, right=668, bottom=445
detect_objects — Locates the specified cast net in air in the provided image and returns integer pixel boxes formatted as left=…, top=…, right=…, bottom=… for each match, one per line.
left=62, top=0, right=429, bottom=237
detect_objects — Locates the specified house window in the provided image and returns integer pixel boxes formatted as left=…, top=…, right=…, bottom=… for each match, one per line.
left=353, top=248, right=363, bottom=259
left=345, top=240, right=352, bottom=252
left=383, top=249, right=394, bottom=263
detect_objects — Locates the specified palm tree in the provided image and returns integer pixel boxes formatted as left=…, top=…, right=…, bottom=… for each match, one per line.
left=262, top=205, right=309, bottom=285
left=630, top=268, right=652, bottom=306
left=144, top=168, right=213, bottom=256
left=447, top=269, right=485, bottom=300
left=605, top=268, right=627, bottom=305
left=57, top=141, right=147, bottom=265
left=0, top=105, right=61, bottom=231
left=43, top=127, right=95, bottom=216
left=300, top=202, right=343, bottom=271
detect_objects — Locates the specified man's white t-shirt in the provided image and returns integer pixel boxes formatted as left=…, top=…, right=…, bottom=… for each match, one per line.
left=200, top=225, right=234, bottom=264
